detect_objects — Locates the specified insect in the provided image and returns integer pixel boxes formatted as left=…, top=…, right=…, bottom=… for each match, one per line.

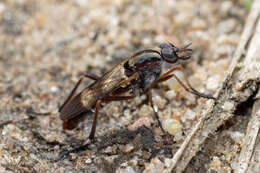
left=59, top=43, right=215, bottom=140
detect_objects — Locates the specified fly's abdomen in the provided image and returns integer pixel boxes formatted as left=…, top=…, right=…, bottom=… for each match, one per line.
left=60, top=93, right=84, bottom=120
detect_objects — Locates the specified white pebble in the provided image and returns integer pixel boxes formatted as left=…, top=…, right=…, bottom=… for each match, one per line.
left=153, top=95, right=166, bottom=109
left=220, top=1, right=233, bottom=14
left=218, top=19, right=237, bottom=34
left=0, top=3, right=5, bottom=13
left=183, top=109, right=196, bottom=121
left=206, top=75, right=220, bottom=91
left=81, top=16, right=90, bottom=24
left=117, top=166, right=136, bottom=173
left=75, top=0, right=88, bottom=6
left=162, top=119, right=182, bottom=136
left=50, top=86, right=58, bottom=93
left=85, top=158, right=92, bottom=164
left=222, top=101, right=234, bottom=112
left=139, top=105, right=153, bottom=117
left=228, top=131, right=244, bottom=144
left=2, top=124, right=29, bottom=142
left=165, top=90, right=177, bottom=100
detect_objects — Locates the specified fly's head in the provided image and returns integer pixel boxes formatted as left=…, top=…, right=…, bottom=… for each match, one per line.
left=159, top=42, right=192, bottom=64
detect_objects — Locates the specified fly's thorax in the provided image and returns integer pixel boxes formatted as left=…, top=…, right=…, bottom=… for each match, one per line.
left=137, top=61, right=162, bottom=91
left=124, top=48, right=163, bottom=91
left=126, top=48, right=161, bottom=68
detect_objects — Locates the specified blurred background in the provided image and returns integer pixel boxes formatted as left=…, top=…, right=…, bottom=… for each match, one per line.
left=0, top=0, right=252, bottom=172
left=0, top=0, right=248, bottom=110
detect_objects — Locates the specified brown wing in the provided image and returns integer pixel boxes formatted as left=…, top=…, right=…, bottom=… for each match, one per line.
left=62, top=112, right=87, bottom=130
left=90, top=59, right=129, bottom=93
left=60, top=59, right=133, bottom=125
left=59, top=92, right=89, bottom=121
left=59, top=62, right=126, bottom=121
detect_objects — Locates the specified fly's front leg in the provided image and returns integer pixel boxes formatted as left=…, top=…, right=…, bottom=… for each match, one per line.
left=59, top=73, right=100, bottom=112
left=175, top=66, right=215, bottom=99
left=155, top=66, right=215, bottom=99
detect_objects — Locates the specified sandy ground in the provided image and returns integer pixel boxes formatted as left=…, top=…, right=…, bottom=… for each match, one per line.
left=0, top=0, right=251, bottom=172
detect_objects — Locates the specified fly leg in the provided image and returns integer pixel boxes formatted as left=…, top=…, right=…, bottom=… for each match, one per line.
left=88, top=100, right=102, bottom=141
left=59, top=73, right=100, bottom=112
left=149, top=66, right=215, bottom=99
left=165, top=66, right=215, bottom=99
left=28, top=73, right=100, bottom=116
left=89, top=95, right=135, bottom=141
left=146, top=90, right=165, bottom=133
left=143, top=66, right=215, bottom=135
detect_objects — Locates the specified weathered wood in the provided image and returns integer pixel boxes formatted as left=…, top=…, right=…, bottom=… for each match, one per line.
left=235, top=91, right=260, bottom=173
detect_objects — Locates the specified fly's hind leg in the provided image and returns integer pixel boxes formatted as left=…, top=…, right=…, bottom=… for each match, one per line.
left=88, top=95, right=135, bottom=141
left=28, top=73, right=100, bottom=116
left=88, top=100, right=102, bottom=141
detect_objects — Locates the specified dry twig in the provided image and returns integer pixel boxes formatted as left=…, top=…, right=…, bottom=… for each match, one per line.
left=235, top=92, right=260, bottom=173
left=234, top=11, right=260, bottom=173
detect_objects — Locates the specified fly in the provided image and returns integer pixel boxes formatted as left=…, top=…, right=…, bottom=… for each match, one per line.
left=59, top=43, right=215, bottom=141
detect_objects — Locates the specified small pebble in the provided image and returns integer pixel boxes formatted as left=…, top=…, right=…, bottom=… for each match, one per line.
left=0, top=3, right=5, bottom=13
left=209, top=156, right=222, bottom=171
left=162, top=118, right=182, bottom=136
left=218, top=19, right=237, bottom=34
left=129, top=117, right=152, bottom=131
left=54, top=145, right=60, bottom=150
left=123, top=109, right=131, bottom=119
left=106, top=104, right=120, bottom=118
left=117, top=166, right=136, bottom=173
left=2, top=124, right=29, bottom=142
left=220, top=1, right=233, bottom=14
left=173, top=131, right=183, bottom=142
left=50, top=86, right=58, bottom=93
left=206, top=75, right=221, bottom=91
left=183, top=109, right=196, bottom=121
left=222, top=101, right=235, bottom=112
left=75, top=0, right=88, bottom=6
left=209, top=59, right=231, bottom=76
left=165, top=90, right=177, bottom=100
left=228, top=131, right=244, bottom=145
left=144, top=158, right=164, bottom=173
left=217, top=34, right=239, bottom=45
left=153, top=95, right=166, bottom=109
left=70, top=153, right=77, bottom=160
left=190, top=18, right=207, bottom=30
left=139, top=105, right=153, bottom=117
left=85, top=158, right=92, bottom=164
left=121, top=144, right=134, bottom=154
left=142, top=151, right=151, bottom=160
left=102, top=146, right=116, bottom=155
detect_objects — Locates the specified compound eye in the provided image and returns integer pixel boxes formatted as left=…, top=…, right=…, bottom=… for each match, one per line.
left=161, top=46, right=178, bottom=63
